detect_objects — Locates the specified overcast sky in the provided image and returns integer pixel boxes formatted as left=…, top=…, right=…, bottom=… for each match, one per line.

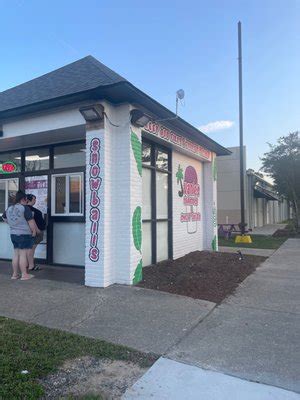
left=1, top=0, right=299, bottom=170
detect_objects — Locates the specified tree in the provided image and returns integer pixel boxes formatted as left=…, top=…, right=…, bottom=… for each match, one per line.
left=261, top=132, right=300, bottom=230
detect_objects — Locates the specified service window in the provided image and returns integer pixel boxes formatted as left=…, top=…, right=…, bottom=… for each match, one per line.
left=51, top=173, right=84, bottom=216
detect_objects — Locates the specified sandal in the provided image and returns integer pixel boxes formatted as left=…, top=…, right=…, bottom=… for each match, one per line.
left=21, top=274, right=35, bottom=281
left=11, top=275, right=20, bottom=280
left=28, top=265, right=41, bottom=271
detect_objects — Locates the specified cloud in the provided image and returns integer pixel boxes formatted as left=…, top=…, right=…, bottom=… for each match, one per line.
left=198, top=120, right=234, bottom=133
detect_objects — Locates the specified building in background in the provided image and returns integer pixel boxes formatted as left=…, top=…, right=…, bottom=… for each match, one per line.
left=0, top=56, right=230, bottom=287
left=217, top=146, right=290, bottom=230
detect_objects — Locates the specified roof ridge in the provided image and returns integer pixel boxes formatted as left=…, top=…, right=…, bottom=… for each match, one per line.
left=86, top=55, right=126, bottom=83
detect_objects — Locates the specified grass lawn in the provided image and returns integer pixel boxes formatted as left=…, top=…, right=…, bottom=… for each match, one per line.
left=0, top=317, right=156, bottom=400
left=218, top=234, right=287, bottom=249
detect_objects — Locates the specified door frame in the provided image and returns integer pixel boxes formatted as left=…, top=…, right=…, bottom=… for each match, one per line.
left=141, top=137, right=173, bottom=264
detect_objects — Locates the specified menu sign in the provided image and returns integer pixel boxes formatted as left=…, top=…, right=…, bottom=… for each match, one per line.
left=25, top=176, right=48, bottom=215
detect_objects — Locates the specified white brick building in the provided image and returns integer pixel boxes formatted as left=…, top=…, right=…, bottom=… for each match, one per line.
left=0, top=56, right=230, bottom=287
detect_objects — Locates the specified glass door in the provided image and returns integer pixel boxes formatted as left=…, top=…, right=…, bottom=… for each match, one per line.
left=25, top=175, right=48, bottom=260
left=142, top=140, right=172, bottom=266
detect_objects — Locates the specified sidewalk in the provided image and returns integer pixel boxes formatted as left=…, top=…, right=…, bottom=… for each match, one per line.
left=219, top=246, right=275, bottom=257
left=251, top=223, right=286, bottom=235
left=123, top=358, right=300, bottom=399
left=0, top=272, right=215, bottom=355
left=0, top=239, right=299, bottom=395
left=168, top=239, right=300, bottom=393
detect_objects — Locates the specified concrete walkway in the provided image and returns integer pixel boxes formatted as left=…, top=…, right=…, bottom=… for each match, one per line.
left=169, top=239, right=300, bottom=393
left=0, top=239, right=299, bottom=396
left=0, top=271, right=215, bottom=354
left=123, top=358, right=300, bottom=399
left=219, top=246, right=275, bottom=257
left=251, top=223, right=286, bottom=235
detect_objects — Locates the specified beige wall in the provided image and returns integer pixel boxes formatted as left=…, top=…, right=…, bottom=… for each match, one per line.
left=217, top=146, right=247, bottom=225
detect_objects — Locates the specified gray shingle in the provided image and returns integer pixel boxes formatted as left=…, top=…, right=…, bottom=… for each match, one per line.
left=0, top=56, right=125, bottom=112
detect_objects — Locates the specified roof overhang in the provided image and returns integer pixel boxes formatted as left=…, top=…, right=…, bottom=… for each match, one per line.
left=254, top=186, right=279, bottom=201
left=0, top=82, right=231, bottom=156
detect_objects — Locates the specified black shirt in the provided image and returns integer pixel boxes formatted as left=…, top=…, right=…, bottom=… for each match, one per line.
left=28, top=205, right=46, bottom=231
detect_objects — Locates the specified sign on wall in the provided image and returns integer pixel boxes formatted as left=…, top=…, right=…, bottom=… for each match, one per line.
left=88, top=137, right=102, bottom=262
left=0, top=161, right=17, bottom=174
left=176, top=164, right=201, bottom=234
left=25, top=175, right=48, bottom=259
left=143, top=121, right=212, bottom=161
left=25, top=176, right=48, bottom=215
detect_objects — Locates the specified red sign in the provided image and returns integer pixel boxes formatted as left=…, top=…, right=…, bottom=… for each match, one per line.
left=143, top=121, right=212, bottom=161
left=0, top=162, right=17, bottom=173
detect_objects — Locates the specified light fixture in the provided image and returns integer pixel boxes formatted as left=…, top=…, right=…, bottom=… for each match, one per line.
left=15, top=156, right=49, bottom=161
left=130, top=109, right=151, bottom=128
left=79, top=105, right=104, bottom=122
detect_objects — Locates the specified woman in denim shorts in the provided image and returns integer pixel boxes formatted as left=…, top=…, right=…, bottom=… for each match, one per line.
left=2, top=190, right=37, bottom=280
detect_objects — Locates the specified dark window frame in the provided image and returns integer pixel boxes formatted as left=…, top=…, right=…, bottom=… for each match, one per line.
left=142, top=137, right=173, bottom=264
left=0, top=140, right=86, bottom=265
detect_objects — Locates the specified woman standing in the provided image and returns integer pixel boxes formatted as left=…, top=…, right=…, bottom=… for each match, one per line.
left=2, top=190, right=36, bottom=280
left=26, top=194, right=46, bottom=271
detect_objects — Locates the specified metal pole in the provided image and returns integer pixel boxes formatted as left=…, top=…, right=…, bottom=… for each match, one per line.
left=238, top=21, right=245, bottom=235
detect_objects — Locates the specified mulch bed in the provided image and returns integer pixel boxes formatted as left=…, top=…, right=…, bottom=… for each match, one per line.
left=138, top=251, right=266, bottom=304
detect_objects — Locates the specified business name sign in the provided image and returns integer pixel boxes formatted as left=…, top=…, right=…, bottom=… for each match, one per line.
left=143, top=121, right=212, bottom=161
left=0, top=161, right=17, bottom=174
left=88, top=137, right=102, bottom=262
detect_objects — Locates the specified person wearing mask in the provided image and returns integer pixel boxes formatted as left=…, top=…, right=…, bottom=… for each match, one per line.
left=26, top=194, right=46, bottom=271
left=2, top=190, right=37, bottom=280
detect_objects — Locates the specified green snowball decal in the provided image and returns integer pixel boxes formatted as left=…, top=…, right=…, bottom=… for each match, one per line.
left=131, top=130, right=142, bottom=177
left=212, top=235, right=217, bottom=251
left=132, top=206, right=142, bottom=252
left=133, top=259, right=143, bottom=284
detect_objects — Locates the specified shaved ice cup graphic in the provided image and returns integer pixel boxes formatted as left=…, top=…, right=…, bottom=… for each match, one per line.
left=183, top=166, right=200, bottom=234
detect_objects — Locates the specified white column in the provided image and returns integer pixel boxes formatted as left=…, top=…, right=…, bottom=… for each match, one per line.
left=203, top=153, right=218, bottom=251
left=84, top=103, right=143, bottom=287
left=104, top=103, right=143, bottom=285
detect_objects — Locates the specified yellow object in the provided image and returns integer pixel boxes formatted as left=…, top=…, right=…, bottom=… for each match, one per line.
left=235, top=235, right=252, bottom=244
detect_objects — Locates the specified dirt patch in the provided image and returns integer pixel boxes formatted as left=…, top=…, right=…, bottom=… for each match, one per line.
left=40, top=356, right=147, bottom=399
left=138, top=251, right=266, bottom=304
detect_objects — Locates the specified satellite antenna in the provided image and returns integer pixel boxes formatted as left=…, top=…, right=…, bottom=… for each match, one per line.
left=176, top=89, right=185, bottom=115
left=154, top=88, right=185, bottom=122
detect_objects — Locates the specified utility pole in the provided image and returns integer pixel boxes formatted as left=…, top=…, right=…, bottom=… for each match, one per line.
left=238, top=21, right=246, bottom=235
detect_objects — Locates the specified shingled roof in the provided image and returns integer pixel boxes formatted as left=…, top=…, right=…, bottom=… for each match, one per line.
left=0, top=56, right=125, bottom=113
left=0, top=56, right=231, bottom=156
